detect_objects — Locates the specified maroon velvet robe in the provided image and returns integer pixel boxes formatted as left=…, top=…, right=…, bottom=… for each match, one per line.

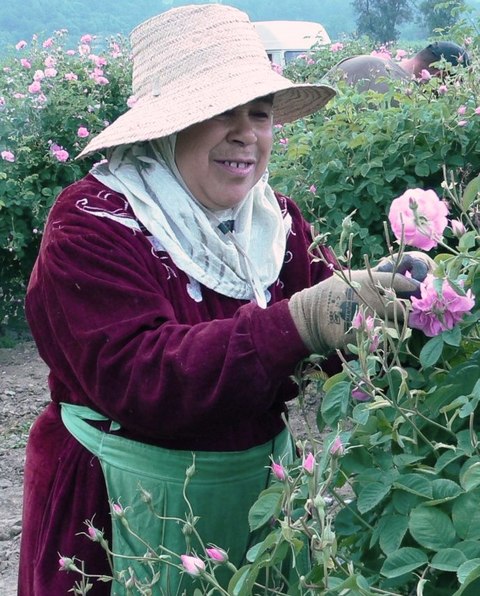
left=18, top=174, right=337, bottom=594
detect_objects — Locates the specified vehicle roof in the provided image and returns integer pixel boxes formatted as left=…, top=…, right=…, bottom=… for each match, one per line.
left=253, top=20, right=331, bottom=50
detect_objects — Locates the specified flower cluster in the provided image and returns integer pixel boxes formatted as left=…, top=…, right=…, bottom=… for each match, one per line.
left=388, top=187, right=476, bottom=337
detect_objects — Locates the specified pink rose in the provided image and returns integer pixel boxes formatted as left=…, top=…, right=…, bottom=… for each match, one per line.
left=330, top=436, right=345, bottom=456
left=302, top=452, right=315, bottom=475
left=180, top=554, right=205, bottom=576
left=388, top=188, right=449, bottom=250
left=271, top=461, right=286, bottom=481
left=15, top=40, right=27, bottom=50
left=409, top=275, right=475, bottom=337
left=20, top=59, right=31, bottom=69
left=126, top=95, right=137, bottom=108
left=419, top=69, right=431, bottom=81
left=77, top=126, right=90, bottom=138
left=438, top=84, right=448, bottom=95
left=1, top=151, right=15, bottom=162
left=330, top=42, right=344, bottom=52
left=205, top=547, right=228, bottom=563
left=28, top=81, right=41, bottom=94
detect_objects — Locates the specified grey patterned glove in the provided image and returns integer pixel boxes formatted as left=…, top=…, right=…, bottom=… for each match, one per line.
left=288, top=270, right=420, bottom=354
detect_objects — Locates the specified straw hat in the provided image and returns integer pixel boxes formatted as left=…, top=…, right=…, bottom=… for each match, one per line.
left=78, top=3, right=335, bottom=158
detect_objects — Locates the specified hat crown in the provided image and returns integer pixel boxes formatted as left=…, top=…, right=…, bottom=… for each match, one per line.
left=77, top=4, right=335, bottom=159
left=130, top=4, right=271, bottom=102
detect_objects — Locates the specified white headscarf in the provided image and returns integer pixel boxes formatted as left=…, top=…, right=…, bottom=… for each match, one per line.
left=90, top=137, right=290, bottom=307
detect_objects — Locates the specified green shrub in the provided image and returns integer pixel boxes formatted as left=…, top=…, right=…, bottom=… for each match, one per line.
left=269, top=37, right=480, bottom=266
left=0, top=29, right=131, bottom=329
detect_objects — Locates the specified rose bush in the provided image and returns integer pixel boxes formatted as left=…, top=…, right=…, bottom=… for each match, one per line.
left=0, top=29, right=131, bottom=334
left=318, top=178, right=480, bottom=595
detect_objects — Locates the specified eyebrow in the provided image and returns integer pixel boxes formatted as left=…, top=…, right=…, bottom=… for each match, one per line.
left=254, top=94, right=274, bottom=105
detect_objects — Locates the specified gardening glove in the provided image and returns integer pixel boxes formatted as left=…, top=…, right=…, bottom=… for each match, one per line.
left=288, top=270, right=420, bottom=354
left=374, top=251, right=436, bottom=283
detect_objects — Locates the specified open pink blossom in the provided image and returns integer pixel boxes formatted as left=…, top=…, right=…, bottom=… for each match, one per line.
left=1, top=151, right=15, bottom=162
left=409, top=275, right=475, bottom=337
left=20, top=59, right=31, bottom=69
left=28, top=81, right=41, bottom=94
left=330, top=42, right=344, bottom=52
left=16, top=40, right=27, bottom=50
left=77, top=126, right=90, bottom=138
left=388, top=188, right=449, bottom=250
left=181, top=554, right=205, bottom=576
left=419, top=69, right=431, bottom=81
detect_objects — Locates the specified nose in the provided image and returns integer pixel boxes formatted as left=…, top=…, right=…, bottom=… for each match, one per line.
left=226, top=113, right=257, bottom=146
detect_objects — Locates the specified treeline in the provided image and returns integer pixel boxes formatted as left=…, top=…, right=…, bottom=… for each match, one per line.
left=1, top=0, right=479, bottom=55
left=0, top=0, right=413, bottom=53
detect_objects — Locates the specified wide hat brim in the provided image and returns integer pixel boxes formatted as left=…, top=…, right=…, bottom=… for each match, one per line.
left=78, top=5, right=335, bottom=159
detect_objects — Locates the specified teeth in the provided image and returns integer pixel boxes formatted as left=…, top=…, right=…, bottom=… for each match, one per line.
left=224, top=161, right=248, bottom=169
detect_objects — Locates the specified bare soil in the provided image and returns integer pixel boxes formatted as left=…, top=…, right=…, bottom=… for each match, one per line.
left=0, top=340, right=320, bottom=595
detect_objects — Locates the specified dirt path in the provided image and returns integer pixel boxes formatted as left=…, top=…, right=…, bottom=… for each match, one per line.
left=0, top=341, right=321, bottom=594
left=0, top=341, right=49, bottom=595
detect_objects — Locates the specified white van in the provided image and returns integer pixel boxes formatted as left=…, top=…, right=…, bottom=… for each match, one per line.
left=253, top=20, right=331, bottom=67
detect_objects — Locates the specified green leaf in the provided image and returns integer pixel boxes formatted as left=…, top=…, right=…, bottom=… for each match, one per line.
left=419, top=335, right=444, bottom=368
left=414, top=162, right=430, bottom=177
left=458, top=231, right=478, bottom=252
left=393, top=474, right=433, bottom=499
left=435, top=450, right=465, bottom=473
left=462, top=174, right=480, bottom=211
left=455, top=541, right=480, bottom=559
left=454, top=561, right=480, bottom=595
left=379, top=514, right=409, bottom=555
left=320, top=381, right=351, bottom=427
left=248, top=492, right=282, bottom=532
left=460, top=462, right=480, bottom=492
left=430, top=548, right=467, bottom=571
left=357, top=481, right=391, bottom=514
left=409, top=505, right=457, bottom=550
left=442, top=325, right=462, bottom=347
left=453, top=491, right=480, bottom=540
left=228, top=564, right=260, bottom=596
left=380, top=547, right=428, bottom=578
left=426, top=479, right=463, bottom=506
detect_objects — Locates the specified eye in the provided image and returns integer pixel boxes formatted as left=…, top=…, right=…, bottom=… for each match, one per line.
left=251, top=105, right=272, bottom=120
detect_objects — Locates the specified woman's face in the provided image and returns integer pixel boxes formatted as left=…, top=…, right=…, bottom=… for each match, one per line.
left=175, top=97, right=274, bottom=211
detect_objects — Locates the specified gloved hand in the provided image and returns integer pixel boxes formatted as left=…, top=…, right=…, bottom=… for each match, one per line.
left=288, top=270, right=420, bottom=354
left=374, top=251, right=435, bottom=282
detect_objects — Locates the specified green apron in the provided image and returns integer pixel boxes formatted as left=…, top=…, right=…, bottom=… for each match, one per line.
left=60, top=403, right=294, bottom=595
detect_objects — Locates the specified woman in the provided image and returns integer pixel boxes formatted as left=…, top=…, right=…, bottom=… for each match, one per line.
left=18, top=4, right=420, bottom=594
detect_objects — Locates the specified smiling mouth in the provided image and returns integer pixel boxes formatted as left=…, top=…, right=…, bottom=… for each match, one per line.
left=218, top=160, right=253, bottom=169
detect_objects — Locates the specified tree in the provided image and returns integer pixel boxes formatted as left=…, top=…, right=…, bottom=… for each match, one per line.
left=417, top=0, right=467, bottom=35
left=352, top=0, right=413, bottom=43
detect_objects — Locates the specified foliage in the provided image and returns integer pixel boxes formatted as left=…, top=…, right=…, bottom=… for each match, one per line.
left=351, top=0, right=414, bottom=43
left=269, top=34, right=480, bottom=267
left=0, top=29, right=132, bottom=329
left=316, top=173, right=480, bottom=595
